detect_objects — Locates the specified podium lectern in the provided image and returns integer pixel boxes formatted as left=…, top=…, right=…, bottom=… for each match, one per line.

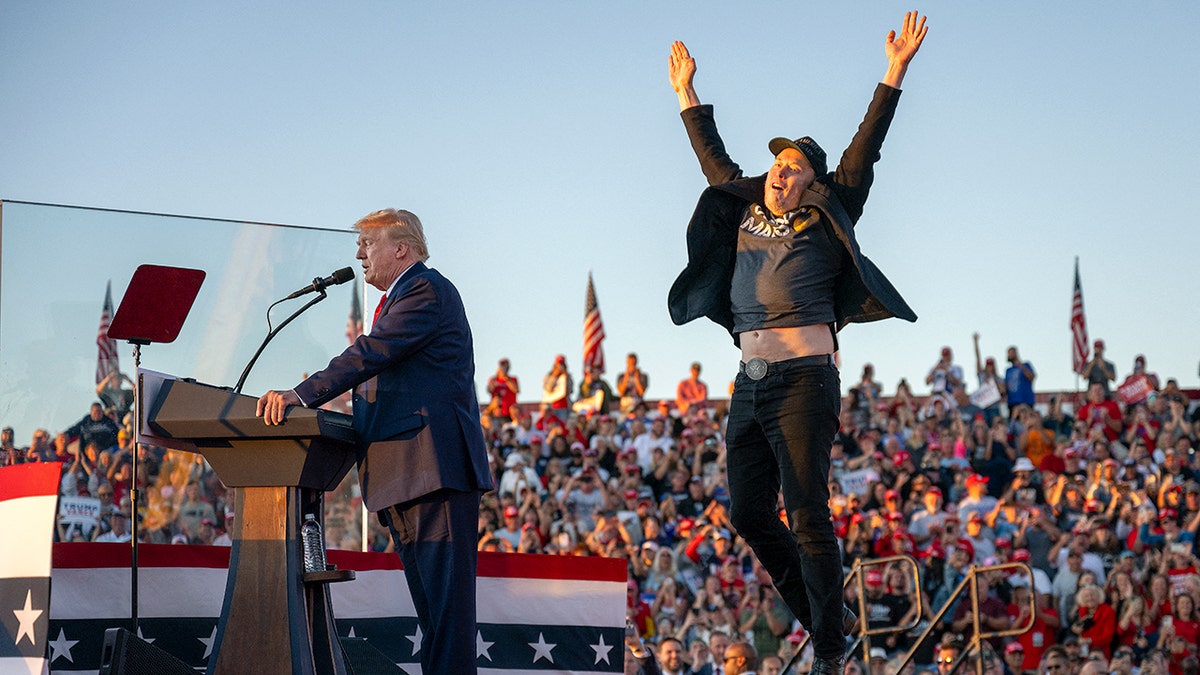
left=147, top=378, right=357, bottom=675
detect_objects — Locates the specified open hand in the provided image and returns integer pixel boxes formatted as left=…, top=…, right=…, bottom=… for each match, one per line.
left=668, top=41, right=696, bottom=94
left=886, top=11, right=929, bottom=67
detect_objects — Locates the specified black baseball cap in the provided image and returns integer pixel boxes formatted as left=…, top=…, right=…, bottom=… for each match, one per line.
left=768, top=136, right=828, bottom=175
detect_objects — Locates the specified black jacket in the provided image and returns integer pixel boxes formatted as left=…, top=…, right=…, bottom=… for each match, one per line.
left=668, top=83, right=917, bottom=345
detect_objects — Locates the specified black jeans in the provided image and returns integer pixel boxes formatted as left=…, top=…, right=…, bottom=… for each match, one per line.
left=725, top=358, right=844, bottom=659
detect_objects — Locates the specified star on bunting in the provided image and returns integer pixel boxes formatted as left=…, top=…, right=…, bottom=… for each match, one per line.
left=13, top=589, right=43, bottom=646
left=48, top=627, right=80, bottom=663
left=529, top=632, right=556, bottom=664
left=591, top=633, right=614, bottom=665
left=476, top=630, right=495, bottom=661
left=406, top=624, right=423, bottom=655
left=199, top=625, right=218, bottom=659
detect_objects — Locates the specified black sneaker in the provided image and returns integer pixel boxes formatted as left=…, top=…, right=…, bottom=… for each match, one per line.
left=843, top=606, right=858, bottom=636
left=811, top=655, right=846, bottom=675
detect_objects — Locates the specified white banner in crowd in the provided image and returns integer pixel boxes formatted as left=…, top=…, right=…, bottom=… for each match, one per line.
left=839, top=468, right=880, bottom=497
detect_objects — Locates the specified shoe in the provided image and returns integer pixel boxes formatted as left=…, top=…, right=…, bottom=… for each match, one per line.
left=811, top=655, right=846, bottom=675
left=842, top=606, right=858, bottom=636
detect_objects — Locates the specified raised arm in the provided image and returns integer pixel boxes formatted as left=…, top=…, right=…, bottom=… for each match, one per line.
left=829, top=11, right=929, bottom=223
left=671, top=41, right=743, bottom=185
left=882, top=11, right=928, bottom=89
left=669, top=41, right=700, bottom=111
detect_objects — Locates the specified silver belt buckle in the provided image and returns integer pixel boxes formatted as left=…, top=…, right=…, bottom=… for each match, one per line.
left=745, top=357, right=768, bottom=380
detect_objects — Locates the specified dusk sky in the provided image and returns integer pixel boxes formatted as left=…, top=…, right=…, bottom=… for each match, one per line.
left=3, top=2, right=1198, bottom=436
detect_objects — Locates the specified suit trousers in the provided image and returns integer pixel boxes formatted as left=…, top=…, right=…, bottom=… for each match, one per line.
left=725, top=358, right=845, bottom=659
left=382, top=488, right=481, bottom=674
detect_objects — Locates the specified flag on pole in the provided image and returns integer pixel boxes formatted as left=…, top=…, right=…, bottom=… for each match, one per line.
left=1070, top=257, right=1089, bottom=375
left=0, top=462, right=62, bottom=675
left=346, top=278, right=363, bottom=344
left=95, top=281, right=119, bottom=385
left=582, top=272, right=606, bottom=374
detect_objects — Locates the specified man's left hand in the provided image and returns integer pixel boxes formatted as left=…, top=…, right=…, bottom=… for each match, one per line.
left=257, top=389, right=301, bottom=426
left=886, top=11, right=928, bottom=66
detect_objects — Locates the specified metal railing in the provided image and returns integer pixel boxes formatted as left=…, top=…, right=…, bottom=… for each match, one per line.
left=897, top=562, right=1036, bottom=675
left=783, top=559, right=1036, bottom=675
left=786, top=555, right=923, bottom=673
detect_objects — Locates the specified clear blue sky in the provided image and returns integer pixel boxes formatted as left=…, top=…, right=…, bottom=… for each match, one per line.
left=2, top=2, right=1198, bottom=436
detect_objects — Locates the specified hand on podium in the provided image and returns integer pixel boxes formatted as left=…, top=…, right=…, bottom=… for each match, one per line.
left=257, top=389, right=302, bottom=426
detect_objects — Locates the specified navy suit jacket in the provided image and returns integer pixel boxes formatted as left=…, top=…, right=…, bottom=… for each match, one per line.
left=294, top=261, right=493, bottom=511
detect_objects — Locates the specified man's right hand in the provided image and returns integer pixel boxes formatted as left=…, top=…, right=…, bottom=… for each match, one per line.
left=257, top=389, right=301, bottom=426
left=669, top=41, right=700, bottom=110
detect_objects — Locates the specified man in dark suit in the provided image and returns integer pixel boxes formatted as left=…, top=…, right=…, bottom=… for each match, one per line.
left=258, top=208, right=492, bottom=674
left=665, top=13, right=927, bottom=675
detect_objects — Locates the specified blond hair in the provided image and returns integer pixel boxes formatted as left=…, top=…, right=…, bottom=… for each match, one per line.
left=354, top=208, right=429, bottom=262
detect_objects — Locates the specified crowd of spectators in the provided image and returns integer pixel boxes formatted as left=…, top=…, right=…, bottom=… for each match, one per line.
left=3, top=341, right=1200, bottom=675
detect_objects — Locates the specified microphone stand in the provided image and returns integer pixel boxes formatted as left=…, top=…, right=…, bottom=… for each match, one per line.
left=234, top=290, right=329, bottom=394
left=131, top=341, right=147, bottom=633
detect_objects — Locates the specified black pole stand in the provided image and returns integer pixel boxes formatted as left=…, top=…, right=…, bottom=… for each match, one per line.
left=106, top=264, right=206, bottom=633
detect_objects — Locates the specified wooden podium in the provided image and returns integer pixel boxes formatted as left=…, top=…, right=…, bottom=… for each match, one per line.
left=146, top=378, right=357, bottom=675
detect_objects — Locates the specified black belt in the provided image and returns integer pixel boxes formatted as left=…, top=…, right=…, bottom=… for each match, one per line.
left=738, top=354, right=836, bottom=380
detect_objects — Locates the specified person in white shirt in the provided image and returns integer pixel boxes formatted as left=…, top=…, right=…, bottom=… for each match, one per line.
left=95, top=510, right=132, bottom=543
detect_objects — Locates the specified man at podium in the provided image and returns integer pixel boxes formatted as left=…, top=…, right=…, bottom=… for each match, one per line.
left=258, top=208, right=493, bottom=674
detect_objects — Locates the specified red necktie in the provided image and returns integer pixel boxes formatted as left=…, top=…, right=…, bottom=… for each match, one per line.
left=373, top=295, right=387, bottom=324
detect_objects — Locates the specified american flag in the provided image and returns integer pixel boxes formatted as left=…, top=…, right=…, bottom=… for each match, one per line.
left=1070, top=257, right=1089, bottom=375
left=95, top=281, right=119, bottom=385
left=582, top=272, right=606, bottom=374
left=0, top=463, right=61, bottom=675
left=346, top=277, right=363, bottom=344
left=45, top=544, right=625, bottom=674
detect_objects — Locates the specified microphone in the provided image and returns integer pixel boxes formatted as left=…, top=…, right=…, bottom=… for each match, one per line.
left=283, top=267, right=355, bottom=300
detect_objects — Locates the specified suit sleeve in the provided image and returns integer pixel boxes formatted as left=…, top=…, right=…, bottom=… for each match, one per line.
left=830, top=83, right=903, bottom=225
left=294, top=275, right=442, bottom=407
left=681, top=104, right=744, bottom=186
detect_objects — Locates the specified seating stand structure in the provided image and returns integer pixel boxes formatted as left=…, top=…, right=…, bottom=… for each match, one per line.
left=145, top=377, right=357, bottom=675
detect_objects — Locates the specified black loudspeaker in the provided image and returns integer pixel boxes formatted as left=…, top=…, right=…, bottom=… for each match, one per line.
left=98, top=627, right=196, bottom=675
left=339, top=637, right=406, bottom=674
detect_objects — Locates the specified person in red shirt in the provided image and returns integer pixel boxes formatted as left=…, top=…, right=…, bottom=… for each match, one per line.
left=1077, top=383, right=1123, bottom=442
left=1069, top=584, right=1117, bottom=659
left=1159, top=593, right=1200, bottom=660
left=873, top=511, right=916, bottom=557
left=626, top=578, right=654, bottom=637
left=1007, top=582, right=1061, bottom=670
left=675, top=361, right=709, bottom=418
left=486, top=358, right=520, bottom=418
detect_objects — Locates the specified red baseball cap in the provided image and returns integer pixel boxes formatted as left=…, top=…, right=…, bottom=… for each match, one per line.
left=504, top=506, right=519, bottom=518
left=1012, top=548, right=1031, bottom=562
left=956, top=539, right=975, bottom=560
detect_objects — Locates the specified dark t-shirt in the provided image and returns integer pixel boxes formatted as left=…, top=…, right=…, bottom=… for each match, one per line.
left=731, top=204, right=846, bottom=333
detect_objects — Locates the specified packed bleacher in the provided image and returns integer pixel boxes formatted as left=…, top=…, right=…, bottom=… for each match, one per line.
left=3, top=343, right=1199, bottom=675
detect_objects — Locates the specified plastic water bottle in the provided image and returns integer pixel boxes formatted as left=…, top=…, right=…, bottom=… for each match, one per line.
left=301, top=513, right=326, bottom=573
